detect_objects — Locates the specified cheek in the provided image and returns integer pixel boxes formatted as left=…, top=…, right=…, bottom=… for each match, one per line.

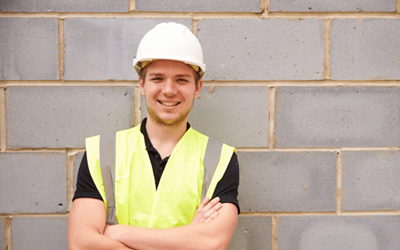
left=142, top=85, right=157, bottom=96
left=182, top=86, right=197, bottom=96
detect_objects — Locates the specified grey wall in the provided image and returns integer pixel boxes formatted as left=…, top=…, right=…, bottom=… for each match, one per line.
left=1, top=1, right=399, bottom=249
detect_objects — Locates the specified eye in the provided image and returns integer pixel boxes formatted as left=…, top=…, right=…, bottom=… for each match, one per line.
left=177, top=78, right=189, bottom=83
left=151, top=77, right=163, bottom=82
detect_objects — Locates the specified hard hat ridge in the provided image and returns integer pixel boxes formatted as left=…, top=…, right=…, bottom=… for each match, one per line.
left=133, top=22, right=206, bottom=78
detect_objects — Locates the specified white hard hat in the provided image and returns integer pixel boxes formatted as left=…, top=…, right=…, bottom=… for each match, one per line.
left=133, top=22, right=206, bottom=78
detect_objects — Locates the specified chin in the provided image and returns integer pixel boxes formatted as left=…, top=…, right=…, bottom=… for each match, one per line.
left=147, top=107, right=191, bottom=127
left=154, top=116, right=188, bottom=127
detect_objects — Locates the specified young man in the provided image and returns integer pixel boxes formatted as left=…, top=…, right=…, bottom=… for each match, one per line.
left=68, top=22, right=240, bottom=250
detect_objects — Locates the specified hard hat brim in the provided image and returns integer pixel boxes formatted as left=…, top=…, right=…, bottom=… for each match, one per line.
left=133, top=57, right=205, bottom=78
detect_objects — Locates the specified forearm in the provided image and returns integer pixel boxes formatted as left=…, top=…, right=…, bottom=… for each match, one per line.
left=118, top=223, right=221, bottom=250
left=107, top=203, right=238, bottom=250
left=68, top=229, right=134, bottom=250
left=68, top=198, right=134, bottom=250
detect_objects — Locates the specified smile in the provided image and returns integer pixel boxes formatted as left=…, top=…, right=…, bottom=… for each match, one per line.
left=158, top=101, right=180, bottom=106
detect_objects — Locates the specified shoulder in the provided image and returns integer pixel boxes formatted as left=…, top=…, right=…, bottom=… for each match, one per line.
left=213, top=152, right=240, bottom=213
left=73, top=152, right=103, bottom=201
left=86, top=126, right=140, bottom=144
left=189, top=128, right=235, bottom=149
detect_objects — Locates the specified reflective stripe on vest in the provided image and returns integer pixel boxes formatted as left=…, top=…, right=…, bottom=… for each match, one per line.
left=99, top=132, right=118, bottom=225
left=201, top=137, right=222, bottom=201
left=99, top=132, right=224, bottom=225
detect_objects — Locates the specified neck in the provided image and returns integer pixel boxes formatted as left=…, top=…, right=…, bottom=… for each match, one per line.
left=145, top=117, right=188, bottom=159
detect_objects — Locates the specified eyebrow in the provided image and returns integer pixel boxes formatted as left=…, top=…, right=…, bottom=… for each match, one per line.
left=148, top=73, right=193, bottom=78
left=176, top=74, right=193, bottom=78
left=148, top=73, right=163, bottom=77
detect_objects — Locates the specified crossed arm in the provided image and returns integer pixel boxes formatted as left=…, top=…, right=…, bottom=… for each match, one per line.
left=68, top=197, right=238, bottom=250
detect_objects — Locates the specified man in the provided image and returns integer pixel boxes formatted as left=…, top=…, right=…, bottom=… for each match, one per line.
left=68, top=22, right=240, bottom=250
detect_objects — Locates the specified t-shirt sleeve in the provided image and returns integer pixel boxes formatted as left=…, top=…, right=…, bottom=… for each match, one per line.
left=73, top=152, right=103, bottom=201
left=211, top=152, right=240, bottom=214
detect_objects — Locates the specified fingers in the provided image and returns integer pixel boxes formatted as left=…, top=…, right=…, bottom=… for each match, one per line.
left=191, top=197, right=223, bottom=224
left=200, top=197, right=222, bottom=221
left=199, top=197, right=221, bottom=214
left=207, top=197, right=222, bottom=212
left=206, top=197, right=220, bottom=208
left=198, top=197, right=210, bottom=210
left=204, top=211, right=219, bottom=223
left=203, top=202, right=221, bottom=219
left=202, top=197, right=221, bottom=223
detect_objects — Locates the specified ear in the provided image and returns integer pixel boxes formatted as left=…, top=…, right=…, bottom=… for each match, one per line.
left=194, top=78, right=203, bottom=99
left=139, top=76, right=146, bottom=96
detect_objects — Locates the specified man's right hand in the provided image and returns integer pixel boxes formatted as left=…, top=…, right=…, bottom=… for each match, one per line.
left=191, top=197, right=222, bottom=224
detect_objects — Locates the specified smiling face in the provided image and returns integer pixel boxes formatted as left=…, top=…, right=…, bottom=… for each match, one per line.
left=139, top=60, right=203, bottom=127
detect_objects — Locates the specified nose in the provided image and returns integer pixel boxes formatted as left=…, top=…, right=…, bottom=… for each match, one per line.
left=162, top=78, right=177, bottom=95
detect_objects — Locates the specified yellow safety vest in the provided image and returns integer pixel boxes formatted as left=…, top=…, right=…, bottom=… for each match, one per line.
left=85, top=124, right=235, bottom=228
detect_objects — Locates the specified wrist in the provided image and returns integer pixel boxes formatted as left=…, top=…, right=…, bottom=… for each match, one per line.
left=118, top=224, right=136, bottom=245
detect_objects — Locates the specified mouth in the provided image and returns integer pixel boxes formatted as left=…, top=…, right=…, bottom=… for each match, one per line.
left=158, top=101, right=180, bottom=107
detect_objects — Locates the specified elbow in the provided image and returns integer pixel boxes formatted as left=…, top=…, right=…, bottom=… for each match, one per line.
left=199, top=227, right=234, bottom=250
left=207, top=238, right=230, bottom=250
left=68, top=244, right=79, bottom=250
left=68, top=238, right=77, bottom=250
left=68, top=238, right=93, bottom=250
left=68, top=241, right=85, bottom=250
left=69, top=243, right=95, bottom=250
left=68, top=236, right=83, bottom=250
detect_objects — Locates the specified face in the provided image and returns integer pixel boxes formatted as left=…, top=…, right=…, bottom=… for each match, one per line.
left=139, top=60, right=203, bottom=127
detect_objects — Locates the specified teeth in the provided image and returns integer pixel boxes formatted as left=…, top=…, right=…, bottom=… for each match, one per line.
left=160, top=101, right=179, bottom=106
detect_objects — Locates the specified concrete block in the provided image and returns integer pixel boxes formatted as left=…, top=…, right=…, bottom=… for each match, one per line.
left=228, top=216, right=272, bottom=250
left=342, top=151, right=400, bottom=211
left=6, top=86, right=134, bottom=148
left=0, top=218, right=4, bottom=250
left=141, top=86, right=269, bottom=147
left=73, top=152, right=85, bottom=189
left=190, top=86, right=269, bottom=147
left=275, top=87, right=399, bottom=148
left=0, top=152, right=66, bottom=213
left=331, top=19, right=400, bottom=80
left=0, top=90, right=4, bottom=152
left=278, top=216, right=400, bottom=250
left=0, top=0, right=128, bottom=12
left=237, top=151, right=337, bottom=212
left=136, top=0, right=261, bottom=12
left=64, top=18, right=190, bottom=81
left=270, top=0, right=395, bottom=12
left=0, top=18, right=59, bottom=80
left=197, top=18, right=324, bottom=81
left=13, top=216, right=68, bottom=250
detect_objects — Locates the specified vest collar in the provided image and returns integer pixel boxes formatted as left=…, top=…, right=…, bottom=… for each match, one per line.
left=140, top=118, right=191, bottom=152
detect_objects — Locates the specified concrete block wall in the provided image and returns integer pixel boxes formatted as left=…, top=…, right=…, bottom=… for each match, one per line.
left=1, top=1, right=399, bottom=249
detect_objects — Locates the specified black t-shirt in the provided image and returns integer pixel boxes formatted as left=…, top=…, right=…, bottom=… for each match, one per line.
left=73, top=119, right=240, bottom=213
